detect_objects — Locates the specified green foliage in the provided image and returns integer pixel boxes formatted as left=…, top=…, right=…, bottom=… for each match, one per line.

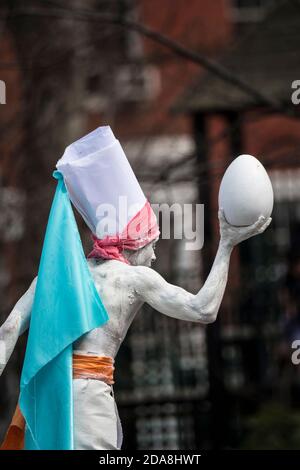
left=241, top=403, right=300, bottom=450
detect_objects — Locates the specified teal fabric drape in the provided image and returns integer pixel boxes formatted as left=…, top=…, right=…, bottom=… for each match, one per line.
left=19, top=171, right=108, bottom=449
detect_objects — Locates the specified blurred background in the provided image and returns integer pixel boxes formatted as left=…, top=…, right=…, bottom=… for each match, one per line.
left=1, top=0, right=300, bottom=450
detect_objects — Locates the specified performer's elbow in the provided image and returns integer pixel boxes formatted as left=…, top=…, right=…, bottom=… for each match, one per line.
left=1, top=312, right=21, bottom=336
left=198, top=307, right=218, bottom=324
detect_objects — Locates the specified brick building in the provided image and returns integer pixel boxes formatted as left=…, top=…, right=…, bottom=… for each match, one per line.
left=1, top=0, right=299, bottom=449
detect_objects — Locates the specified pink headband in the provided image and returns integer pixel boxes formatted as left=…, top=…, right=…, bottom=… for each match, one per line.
left=87, top=201, right=159, bottom=264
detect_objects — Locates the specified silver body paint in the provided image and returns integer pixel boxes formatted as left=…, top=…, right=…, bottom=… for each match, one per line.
left=0, top=210, right=272, bottom=371
left=0, top=210, right=271, bottom=448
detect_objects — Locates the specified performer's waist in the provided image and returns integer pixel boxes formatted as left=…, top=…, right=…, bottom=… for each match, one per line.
left=1, top=353, right=115, bottom=451
left=72, top=353, right=115, bottom=385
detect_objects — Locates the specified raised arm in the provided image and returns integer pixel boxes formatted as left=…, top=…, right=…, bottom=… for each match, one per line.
left=133, top=210, right=271, bottom=324
left=0, top=276, right=37, bottom=376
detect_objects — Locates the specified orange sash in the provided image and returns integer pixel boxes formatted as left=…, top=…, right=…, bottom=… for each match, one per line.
left=0, top=354, right=115, bottom=450
left=72, top=354, right=114, bottom=384
left=0, top=405, right=25, bottom=450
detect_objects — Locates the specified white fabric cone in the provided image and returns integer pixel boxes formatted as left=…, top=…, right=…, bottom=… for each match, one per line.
left=57, top=126, right=146, bottom=238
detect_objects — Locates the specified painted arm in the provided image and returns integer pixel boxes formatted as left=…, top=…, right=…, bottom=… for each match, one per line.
left=0, top=277, right=37, bottom=376
left=134, top=210, right=271, bottom=324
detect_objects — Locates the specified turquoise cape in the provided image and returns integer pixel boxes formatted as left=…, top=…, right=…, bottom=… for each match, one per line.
left=19, top=171, right=108, bottom=449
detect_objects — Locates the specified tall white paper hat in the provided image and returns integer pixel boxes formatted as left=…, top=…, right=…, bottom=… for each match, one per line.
left=56, top=126, right=147, bottom=238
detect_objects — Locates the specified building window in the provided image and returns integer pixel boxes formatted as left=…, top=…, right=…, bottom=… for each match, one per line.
left=228, top=0, right=277, bottom=22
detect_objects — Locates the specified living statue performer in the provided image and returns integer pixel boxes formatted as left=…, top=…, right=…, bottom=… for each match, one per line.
left=0, top=126, right=271, bottom=450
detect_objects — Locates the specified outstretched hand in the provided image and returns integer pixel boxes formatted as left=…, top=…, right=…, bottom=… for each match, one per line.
left=219, top=208, right=272, bottom=248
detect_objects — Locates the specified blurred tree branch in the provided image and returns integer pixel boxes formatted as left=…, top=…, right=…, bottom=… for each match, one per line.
left=0, top=2, right=290, bottom=113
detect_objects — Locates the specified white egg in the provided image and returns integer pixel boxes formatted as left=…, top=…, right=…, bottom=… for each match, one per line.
left=218, top=154, right=274, bottom=226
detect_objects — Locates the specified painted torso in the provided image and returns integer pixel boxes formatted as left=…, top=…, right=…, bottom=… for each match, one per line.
left=73, top=259, right=143, bottom=358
